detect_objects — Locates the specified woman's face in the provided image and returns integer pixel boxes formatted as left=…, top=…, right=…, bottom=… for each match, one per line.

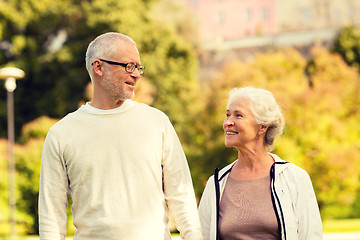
left=223, top=97, right=262, bottom=150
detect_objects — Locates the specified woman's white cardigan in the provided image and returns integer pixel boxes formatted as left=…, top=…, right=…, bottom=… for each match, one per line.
left=198, top=153, right=323, bottom=240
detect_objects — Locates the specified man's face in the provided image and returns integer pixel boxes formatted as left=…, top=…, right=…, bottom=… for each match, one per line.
left=100, top=40, right=142, bottom=102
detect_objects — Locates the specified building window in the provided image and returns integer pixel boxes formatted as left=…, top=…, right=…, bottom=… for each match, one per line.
left=350, top=8, right=355, bottom=22
left=246, top=9, right=253, bottom=21
left=262, top=8, right=269, bottom=20
left=214, top=12, right=224, bottom=24
left=300, top=8, right=312, bottom=21
left=331, top=9, right=340, bottom=20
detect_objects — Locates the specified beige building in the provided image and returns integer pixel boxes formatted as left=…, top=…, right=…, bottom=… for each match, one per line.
left=277, top=0, right=360, bottom=32
left=179, top=0, right=360, bottom=51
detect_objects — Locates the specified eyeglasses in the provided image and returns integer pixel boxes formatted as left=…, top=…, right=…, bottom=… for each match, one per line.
left=97, top=58, right=145, bottom=75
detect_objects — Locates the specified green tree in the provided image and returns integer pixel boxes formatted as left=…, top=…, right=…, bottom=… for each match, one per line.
left=0, top=139, right=10, bottom=235
left=333, top=25, right=360, bottom=72
left=0, top=117, right=57, bottom=235
left=0, top=0, right=201, bottom=234
left=14, top=116, right=58, bottom=234
left=297, top=47, right=360, bottom=218
left=194, top=47, right=360, bottom=219
left=0, top=116, right=78, bottom=235
left=192, top=48, right=308, bottom=196
left=0, top=0, right=199, bottom=143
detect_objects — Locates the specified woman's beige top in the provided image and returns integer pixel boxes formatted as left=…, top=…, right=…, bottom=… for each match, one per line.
left=219, top=175, right=279, bottom=240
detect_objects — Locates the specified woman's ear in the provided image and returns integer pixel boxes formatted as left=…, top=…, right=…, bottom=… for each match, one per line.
left=259, top=125, right=269, bottom=135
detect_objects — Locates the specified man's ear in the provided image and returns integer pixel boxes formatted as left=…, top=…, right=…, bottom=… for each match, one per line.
left=92, top=60, right=104, bottom=77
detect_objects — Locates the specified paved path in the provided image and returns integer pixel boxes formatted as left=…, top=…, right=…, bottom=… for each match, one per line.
left=324, top=232, right=360, bottom=240
left=29, top=233, right=360, bottom=240
left=173, top=233, right=360, bottom=239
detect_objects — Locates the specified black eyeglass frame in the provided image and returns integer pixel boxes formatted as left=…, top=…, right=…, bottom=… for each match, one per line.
left=95, top=58, right=145, bottom=75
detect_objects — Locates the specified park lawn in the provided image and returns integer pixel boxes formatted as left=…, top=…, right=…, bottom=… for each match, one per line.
left=323, top=218, right=360, bottom=232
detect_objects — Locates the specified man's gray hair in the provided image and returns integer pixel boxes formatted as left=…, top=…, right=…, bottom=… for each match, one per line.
left=228, top=86, right=285, bottom=151
left=85, top=32, right=136, bottom=80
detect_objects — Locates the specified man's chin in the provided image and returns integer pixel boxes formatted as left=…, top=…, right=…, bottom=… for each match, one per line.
left=120, top=92, right=135, bottom=101
left=128, top=92, right=135, bottom=99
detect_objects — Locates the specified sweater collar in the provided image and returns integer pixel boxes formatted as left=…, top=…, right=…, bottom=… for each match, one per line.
left=80, top=99, right=135, bottom=115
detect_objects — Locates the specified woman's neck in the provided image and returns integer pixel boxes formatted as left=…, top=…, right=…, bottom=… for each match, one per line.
left=230, top=149, right=274, bottom=180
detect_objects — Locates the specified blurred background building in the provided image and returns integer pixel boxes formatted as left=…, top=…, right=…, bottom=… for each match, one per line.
left=182, top=0, right=360, bottom=48
left=179, top=0, right=360, bottom=79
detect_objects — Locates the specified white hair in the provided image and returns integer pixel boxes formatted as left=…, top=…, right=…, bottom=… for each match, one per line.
left=85, top=32, right=136, bottom=80
left=228, top=87, right=285, bottom=150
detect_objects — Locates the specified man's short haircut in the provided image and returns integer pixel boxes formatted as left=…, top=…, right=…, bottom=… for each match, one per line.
left=85, top=32, right=136, bottom=80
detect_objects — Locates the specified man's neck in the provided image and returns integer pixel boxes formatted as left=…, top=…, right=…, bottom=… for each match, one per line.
left=89, top=98, right=125, bottom=110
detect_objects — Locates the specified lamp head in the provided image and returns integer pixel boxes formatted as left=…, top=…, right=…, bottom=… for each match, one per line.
left=0, top=67, right=25, bottom=92
left=0, top=67, right=25, bottom=80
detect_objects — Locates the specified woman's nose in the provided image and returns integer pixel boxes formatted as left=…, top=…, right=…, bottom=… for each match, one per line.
left=224, top=117, right=234, bottom=126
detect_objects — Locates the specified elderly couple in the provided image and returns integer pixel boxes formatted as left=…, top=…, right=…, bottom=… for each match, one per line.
left=38, top=32, right=322, bottom=240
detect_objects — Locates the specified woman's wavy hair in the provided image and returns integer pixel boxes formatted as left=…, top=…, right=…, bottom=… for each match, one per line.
left=228, top=87, right=285, bottom=151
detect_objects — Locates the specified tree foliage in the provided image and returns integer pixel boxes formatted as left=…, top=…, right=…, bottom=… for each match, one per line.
left=0, top=117, right=57, bottom=235
left=333, top=25, right=360, bottom=72
left=0, top=139, right=10, bottom=234
left=194, top=47, right=360, bottom=219
left=0, top=0, right=200, bottom=234
left=1, top=2, right=360, bottom=235
left=0, top=0, right=199, bottom=141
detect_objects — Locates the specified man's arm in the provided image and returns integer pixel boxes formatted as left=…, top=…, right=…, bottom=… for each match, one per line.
left=39, top=130, right=69, bottom=240
left=162, top=118, right=203, bottom=240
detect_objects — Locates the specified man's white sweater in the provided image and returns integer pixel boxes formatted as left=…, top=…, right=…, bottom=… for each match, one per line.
left=39, top=100, right=202, bottom=240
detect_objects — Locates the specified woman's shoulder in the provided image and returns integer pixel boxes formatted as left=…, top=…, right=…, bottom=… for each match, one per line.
left=217, top=161, right=238, bottom=180
left=204, top=161, right=236, bottom=184
left=271, top=153, right=311, bottom=178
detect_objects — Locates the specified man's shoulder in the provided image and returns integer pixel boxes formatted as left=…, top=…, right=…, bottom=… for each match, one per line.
left=133, top=101, right=168, bottom=118
left=48, top=108, right=83, bottom=132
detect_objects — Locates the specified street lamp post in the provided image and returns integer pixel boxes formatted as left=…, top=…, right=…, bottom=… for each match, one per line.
left=0, top=66, right=25, bottom=239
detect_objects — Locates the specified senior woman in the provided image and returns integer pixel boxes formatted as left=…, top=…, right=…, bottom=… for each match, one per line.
left=198, top=87, right=322, bottom=240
